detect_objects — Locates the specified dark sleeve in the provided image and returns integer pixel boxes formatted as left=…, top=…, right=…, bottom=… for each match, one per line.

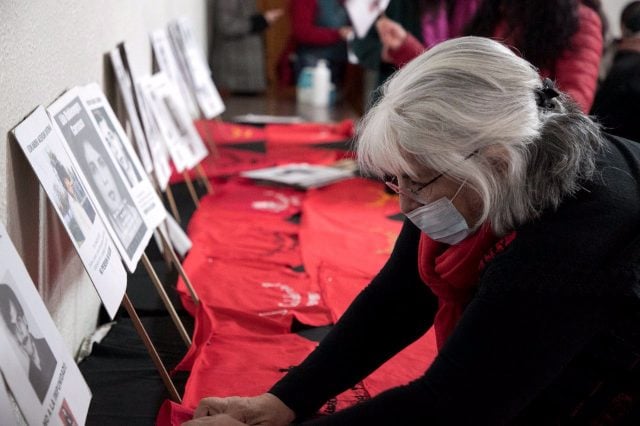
left=249, top=14, right=268, bottom=33
left=269, top=220, right=438, bottom=419
left=295, top=271, right=611, bottom=425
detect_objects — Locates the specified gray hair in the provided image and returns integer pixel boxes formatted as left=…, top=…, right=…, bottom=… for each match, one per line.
left=357, top=36, right=604, bottom=235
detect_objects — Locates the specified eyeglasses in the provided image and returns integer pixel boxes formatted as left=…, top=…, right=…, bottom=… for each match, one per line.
left=384, top=151, right=477, bottom=203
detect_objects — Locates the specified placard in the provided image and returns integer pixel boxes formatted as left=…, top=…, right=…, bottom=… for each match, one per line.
left=0, top=222, right=91, bottom=425
left=137, top=73, right=194, bottom=172
left=151, top=28, right=199, bottom=119
left=12, top=106, right=127, bottom=318
left=168, top=17, right=225, bottom=119
left=109, top=47, right=154, bottom=173
left=82, top=83, right=167, bottom=230
left=48, top=89, right=152, bottom=272
left=118, top=42, right=172, bottom=190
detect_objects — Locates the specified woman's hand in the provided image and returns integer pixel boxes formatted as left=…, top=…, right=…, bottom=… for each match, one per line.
left=264, top=9, right=284, bottom=25
left=376, top=16, right=407, bottom=50
left=183, top=393, right=295, bottom=426
left=338, top=26, right=354, bottom=40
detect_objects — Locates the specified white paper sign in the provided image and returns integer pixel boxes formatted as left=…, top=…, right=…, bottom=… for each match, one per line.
left=168, top=17, right=226, bottom=119
left=109, top=47, right=154, bottom=173
left=150, top=73, right=209, bottom=169
left=12, top=106, right=127, bottom=318
left=151, top=29, right=200, bottom=119
left=0, top=223, right=91, bottom=425
left=82, top=83, right=167, bottom=231
left=138, top=73, right=205, bottom=172
left=345, top=0, right=391, bottom=38
left=48, top=89, right=153, bottom=273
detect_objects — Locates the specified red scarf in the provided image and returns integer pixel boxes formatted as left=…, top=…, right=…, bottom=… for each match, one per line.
left=418, top=224, right=515, bottom=349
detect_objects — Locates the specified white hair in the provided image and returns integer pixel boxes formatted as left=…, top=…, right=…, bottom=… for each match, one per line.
left=357, top=36, right=604, bottom=235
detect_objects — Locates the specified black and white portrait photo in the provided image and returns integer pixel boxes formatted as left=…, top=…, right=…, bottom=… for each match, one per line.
left=92, top=107, right=141, bottom=188
left=52, top=96, right=147, bottom=259
left=49, top=150, right=96, bottom=246
left=0, top=282, right=57, bottom=403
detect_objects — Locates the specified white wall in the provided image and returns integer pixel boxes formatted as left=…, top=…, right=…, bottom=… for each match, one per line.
left=0, top=0, right=207, bottom=355
left=603, top=0, right=631, bottom=39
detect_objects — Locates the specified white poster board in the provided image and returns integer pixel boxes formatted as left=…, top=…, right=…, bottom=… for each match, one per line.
left=12, top=106, right=127, bottom=319
left=48, top=89, right=152, bottom=273
left=0, top=222, right=91, bottom=425
left=345, top=0, right=391, bottom=38
left=109, top=47, right=154, bottom=174
left=118, top=42, right=172, bottom=190
left=82, top=83, right=167, bottom=230
left=138, top=72, right=198, bottom=172
left=168, top=17, right=225, bottom=119
left=150, top=28, right=199, bottom=119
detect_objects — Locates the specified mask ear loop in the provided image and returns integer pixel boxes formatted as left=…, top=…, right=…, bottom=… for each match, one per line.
left=450, top=179, right=467, bottom=203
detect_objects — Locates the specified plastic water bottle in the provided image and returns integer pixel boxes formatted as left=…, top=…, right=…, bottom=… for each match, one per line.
left=297, top=66, right=314, bottom=104
left=312, top=60, right=331, bottom=107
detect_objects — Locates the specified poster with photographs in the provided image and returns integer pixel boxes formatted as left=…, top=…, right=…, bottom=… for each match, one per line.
left=82, top=83, right=166, bottom=230
left=12, top=106, right=127, bottom=319
left=138, top=73, right=195, bottom=172
left=117, top=43, right=172, bottom=190
left=109, top=47, right=153, bottom=173
left=168, top=17, right=225, bottom=119
left=150, top=28, right=199, bottom=119
left=147, top=72, right=208, bottom=169
left=48, top=89, right=152, bottom=273
left=0, top=223, right=91, bottom=425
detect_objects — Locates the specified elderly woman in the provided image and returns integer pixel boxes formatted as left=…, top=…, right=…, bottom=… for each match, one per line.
left=186, top=37, right=640, bottom=425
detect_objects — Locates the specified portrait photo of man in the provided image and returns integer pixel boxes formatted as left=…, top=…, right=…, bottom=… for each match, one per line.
left=0, top=282, right=57, bottom=403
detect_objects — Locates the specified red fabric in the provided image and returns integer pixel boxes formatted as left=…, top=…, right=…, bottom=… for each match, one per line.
left=180, top=332, right=368, bottom=415
left=417, top=224, right=500, bottom=348
left=291, top=0, right=342, bottom=46
left=300, top=178, right=403, bottom=279
left=194, top=120, right=266, bottom=144
left=181, top=333, right=316, bottom=408
left=190, top=180, right=304, bottom=220
left=176, top=248, right=332, bottom=328
left=174, top=304, right=293, bottom=374
left=156, top=400, right=194, bottom=426
left=265, top=120, right=355, bottom=145
left=362, top=328, right=438, bottom=397
left=317, top=263, right=373, bottom=322
left=189, top=210, right=303, bottom=267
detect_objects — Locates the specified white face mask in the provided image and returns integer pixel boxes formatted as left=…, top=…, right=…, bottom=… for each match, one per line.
left=405, top=196, right=471, bottom=245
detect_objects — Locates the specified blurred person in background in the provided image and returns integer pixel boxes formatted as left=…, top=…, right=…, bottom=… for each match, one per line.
left=209, top=0, right=283, bottom=94
left=591, top=1, right=640, bottom=142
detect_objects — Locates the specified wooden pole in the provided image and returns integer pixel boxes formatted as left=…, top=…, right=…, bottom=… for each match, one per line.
left=141, top=253, right=192, bottom=347
left=122, top=294, right=182, bottom=403
left=165, top=185, right=181, bottom=224
left=182, top=171, right=200, bottom=208
left=195, top=163, right=213, bottom=194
